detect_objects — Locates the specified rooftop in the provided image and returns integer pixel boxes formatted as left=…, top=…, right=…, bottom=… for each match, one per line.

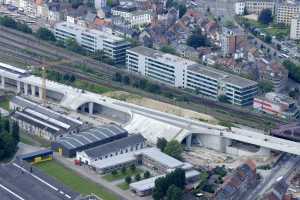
left=84, top=134, right=145, bottom=158
left=127, top=46, right=196, bottom=67
left=55, top=124, right=128, bottom=150
left=188, top=64, right=257, bottom=88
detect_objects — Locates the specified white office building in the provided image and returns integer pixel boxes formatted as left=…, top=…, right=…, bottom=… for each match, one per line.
left=290, top=15, right=300, bottom=39
left=126, top=46, right=196, bottom=87
left=276, top=3, right=300, bottom=25
left=235, top=2, right=246, bottom=15
left=126, top=46, right=258, bottom=106
left=54, top=20, right=131, bottom=64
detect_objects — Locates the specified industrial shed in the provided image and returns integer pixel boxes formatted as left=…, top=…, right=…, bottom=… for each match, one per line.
left=51, top=124, right=128, bottom=157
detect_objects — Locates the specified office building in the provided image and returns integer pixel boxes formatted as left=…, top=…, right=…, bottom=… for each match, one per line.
left=235, top=2, right=246, bottom=15
left=276, top=3, right=300, bottom=25
left=51, top=124, right=128, bottom=157
left=244, top=0, right=276, bottom=14
left=54, top=20, right=131, bottom=63
left=10, top=96, right=83, bottom=141
left=126, top=46, right=196, bottom=87
left=290, top=15, right=300, bottom=39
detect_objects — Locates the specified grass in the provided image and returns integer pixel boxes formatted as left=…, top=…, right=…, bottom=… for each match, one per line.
left=0, top=97, right=10, bottom=110
left=103, top=169, right=143, bottom=182
left=20, top=134, right=36, bottom=146
left=117, top=182, right=129, bottom=190
left=74, top=80, right=113, bottom=94
left=35, top=161, right=118, bottom=200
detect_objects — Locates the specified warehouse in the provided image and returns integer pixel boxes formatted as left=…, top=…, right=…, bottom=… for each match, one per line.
left=76, top=134, right=145, bottom=165
left=10, top=96, right=83, bottom=141
left=51, top=124, right=128, bottom=157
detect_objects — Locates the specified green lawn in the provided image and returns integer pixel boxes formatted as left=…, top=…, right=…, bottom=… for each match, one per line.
left=0, top=97, right=10, bottom=110
left=103, top=169, right=143, bottom=182
left=117, top=182, right=129, bottom=190
left=35, top=161, right=118, bottom=200
left=74, top=80, right=113, bottom=94
left=20, top=134, right=36, bottom=146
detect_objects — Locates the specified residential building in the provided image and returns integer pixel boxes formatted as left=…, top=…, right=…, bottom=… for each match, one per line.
left=214, top=160, right=257, bottom=200
left=244, top=0, right=276, bottom=14
left=253, top=92, right=300, bottom=120
left=186, top=64, right=258, bottom=106
left=76, top=134, right=146, bottom=165
left=126, top=46, right=196, bottom=87
left=257, top=59, right=288, bottom=92
left=54, top=20, right=131, bottom=63
left=221, top=29, right=246, bottom=56
left=290, top=15, right=300, bottom=40
left=235, top=2, right=246, bottom=15
left=94, top=0, right=106, bottom=10
left=271, top=122, right=300, bottom=142
left=51, top=124, right=128, bottom=157
left=19, top=0, right=37, bottom=16
left=276, top=3, right=300, bottom=25
left=263, top=179, right=289, bottom=200
left=10, top=96, right=83, bottom=141
left=126, top=46, right=258, bottom=106
left=111, top=2, right=137, bottom=18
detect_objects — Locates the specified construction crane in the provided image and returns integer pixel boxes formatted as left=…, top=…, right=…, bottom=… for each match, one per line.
left=40, top=59, right=73, bottom=105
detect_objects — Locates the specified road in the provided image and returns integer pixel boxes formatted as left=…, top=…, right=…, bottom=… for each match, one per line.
left=244, top=154, right=300, bottom=200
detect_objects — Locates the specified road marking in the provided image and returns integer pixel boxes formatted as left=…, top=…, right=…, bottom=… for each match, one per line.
left=0, top=183, right=25, bottom=200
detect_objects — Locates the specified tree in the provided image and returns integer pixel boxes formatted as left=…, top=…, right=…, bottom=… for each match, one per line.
left=153, top=177, right=168, bottom=200
left=283, top=60, right=300, bottom=82
left=218, top=95, right=229, bottom=103
left=166, top=0, right=174, bottom=8
left=3, top=118, right=10, bottom=132
left=258, top=9, right=273, bottom=25
left=166, top=185, right=183, bottom=200
left=160, top=45, right=177, bottom=54
left=264, top=35, right=272, bottom=44
left=144, top=171, right=151, bottom=179
left=11, top=121, right=19, bottom=143
left=135, top=173, right=141, bottom=181
left=289, top=88, right=300, bottom=99
left=258, top=80, right=274, bottom=94
left=125, top=176, right=132, bottom=184
left=187, top=31, right=209, bottom=48
left=178, top=4, right=187, bottom=18
left=113, top=72, right=122, bottom=82
left=164, top=140, right=183, bottom=160
left=35, top=28, right=56, bottom=41
left=111, top=170, right=118, bottom=176
left=121, top=166, right=127, bottom=174
left=156, top=137, right=168, bottom=151
left=130, top=164, right=136, bottom=172
left=65, top=38, right=85, bottom=54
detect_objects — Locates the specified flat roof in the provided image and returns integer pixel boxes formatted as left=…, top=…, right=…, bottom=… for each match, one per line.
left=0, top=161, right=79, bottom=200
left=127, top=46, right=196, bottom=67
left=92, top=152, right=136, bottom=169
left=18, top=149, right=53, bottom=160
left=56, top=124, right=127, bottom=150
left=136, top=147, right=184, bottom=169
left=187, top=64, right=257, bottom=88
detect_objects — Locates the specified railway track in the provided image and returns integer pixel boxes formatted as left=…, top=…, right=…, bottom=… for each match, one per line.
left=0, top=26, right=287, bottom=127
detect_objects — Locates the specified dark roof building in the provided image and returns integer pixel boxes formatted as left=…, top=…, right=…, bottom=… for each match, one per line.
left=51, top=124, right=128, bottom=157
left=271, top=122, right=300, bottom=142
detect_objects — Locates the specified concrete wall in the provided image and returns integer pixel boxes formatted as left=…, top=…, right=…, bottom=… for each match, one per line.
left=197, top=134, right=229, bottom=152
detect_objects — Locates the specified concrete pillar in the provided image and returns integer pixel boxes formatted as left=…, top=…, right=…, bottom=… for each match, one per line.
left=0, top=76, right=4, bottom=89
left=88, top=102, right=94, bottom=115
left=186, top=135, right=192, bottom=148
left=17, top=81, right=21, bottom=93
left=24, top=84, right=28, bottom=95
left=38, top=87, right=43, bottom=99
left=31, top=85, right=36, bottom=96
left=80, top=105, right=85, bottom=113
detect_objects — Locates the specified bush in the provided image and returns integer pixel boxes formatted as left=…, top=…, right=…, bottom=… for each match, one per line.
left=135, top=174, right=141, bottom=181
left=130, top=164, right=136, bottom=172
left=111, top=170, right=118, bottom=176
left=121, top=166, right=127, bottom=174
left=35, top=27, right=56, bottom=41
left=125, top=176, right=132, bottom=184
left=144, top=171, right=151, bottom=179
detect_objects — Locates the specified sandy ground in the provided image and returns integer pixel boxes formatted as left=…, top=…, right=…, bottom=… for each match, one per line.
left=104, top=91, right=218, bottom=124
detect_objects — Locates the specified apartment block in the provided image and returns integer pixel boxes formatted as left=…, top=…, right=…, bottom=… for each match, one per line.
left=241, top=0, right=276, bottom=14
left=290, top=15, right=300, bottom=39
left=126, top=46, right=258, bottom=106
left=221, top=29, right=246, bottom=56
left=54, top=20, right=131, bottom=64
left=276, top=3, right=300, bottom=25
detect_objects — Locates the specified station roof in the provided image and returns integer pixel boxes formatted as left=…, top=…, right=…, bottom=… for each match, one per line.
left=56, top=124, right=127, bottom=150
left=18, top=149, right=53, bottom=160
left=84, top=134, right=145, bottom=158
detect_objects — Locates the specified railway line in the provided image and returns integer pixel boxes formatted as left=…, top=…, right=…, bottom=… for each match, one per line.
left=0, top=25, right=287, bottom=127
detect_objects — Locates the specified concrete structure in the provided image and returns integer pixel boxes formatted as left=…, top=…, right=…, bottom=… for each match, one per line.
left=276, top=3, right=300, bottom=25
left=95, top=0, right=106, bottom=10
left=214, top=160, right=257, bottom=200
left=54, top=20, right=131, bottom=63
left=52, top=124, right=128, bottom=157
left=290, top=15, right=300, bottom=40
left=10, top=96, right=83, bottom=141
left=254, top=92, right=299, bottom=120
left=76, top=134, right=145, bottom=165
left=2, top=62, right=300, bottom=156
left=186, top=64, right=258, bottom=106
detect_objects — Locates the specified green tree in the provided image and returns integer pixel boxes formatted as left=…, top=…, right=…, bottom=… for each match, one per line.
left=166, top=185, right=183, bottom=200
left=11, top=121, right=19, bottom=143
left=144, top=171, right=151, bottom=179
left=153, top=177, right=168, bottom=200
left=135, top=173, right=141, bottom=181
left=258, top=9, right=273, bottom=25
left=156, top=137, right=168, bottom=151
left=264, top=35, right=272, bottom=44
left=164, top=140, right=183, bottom=160
left=130, top=164, right=136, bottom=172
left=283, top=60, right=300, bottom=82
left=178, top=4, right=187, bottom=18
left=160, top=45, right=177, bottom=54
left=35, top=28, right=56, bottom=41
left=258, top=80, right=274, bottom=94
left=111, top=170, right=118, bottom=176
left=65, top=38, right=85, bottom=54
left=3, top=118, right=9, bottom=132
left=121, top=166, right=127, bottom=174
left=125, top=176, right=132, bottom=184
left=187, top=31, right=209, bottom=48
